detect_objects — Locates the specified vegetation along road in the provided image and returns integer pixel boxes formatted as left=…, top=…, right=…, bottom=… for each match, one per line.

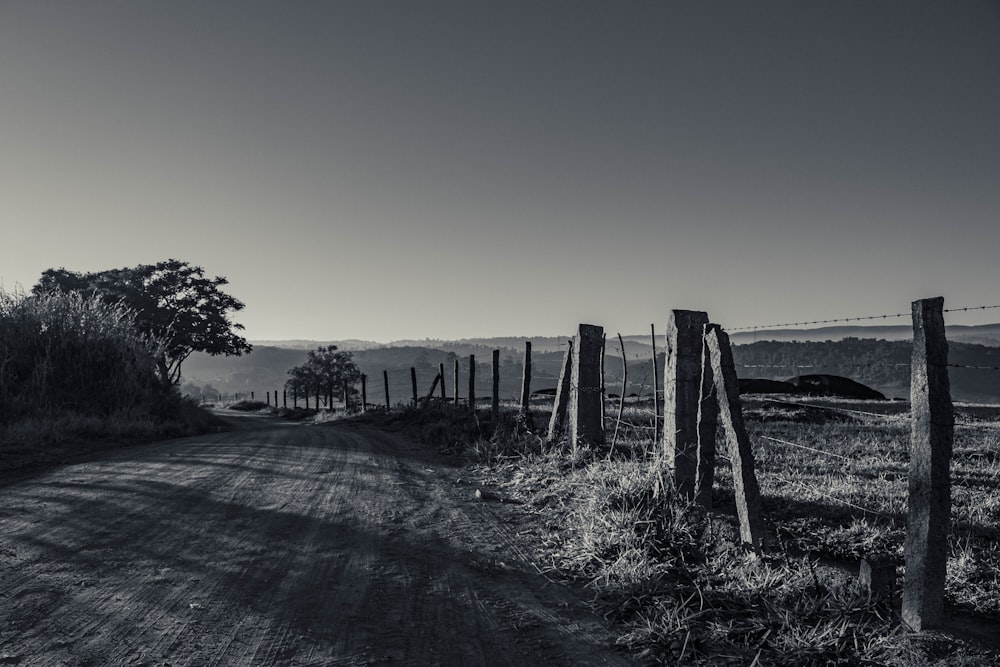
left=0, top=411, right=634, bottom=666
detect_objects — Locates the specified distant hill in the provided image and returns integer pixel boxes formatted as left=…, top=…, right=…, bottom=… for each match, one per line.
left=180, top=324, right=1000, bottom=404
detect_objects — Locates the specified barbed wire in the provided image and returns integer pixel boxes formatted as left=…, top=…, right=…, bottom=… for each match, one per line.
left=947, top=363, right=1000, bottom=372
left=728, top=303, right=1000, bottom=333
left=758, top=435, right=852, bottom=461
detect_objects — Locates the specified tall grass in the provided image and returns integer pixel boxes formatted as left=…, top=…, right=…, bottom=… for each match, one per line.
left=0, top=288, right=219, bottom=468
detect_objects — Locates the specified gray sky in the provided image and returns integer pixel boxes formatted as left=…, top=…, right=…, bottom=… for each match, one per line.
left=2, top=1, right=999, bottom=341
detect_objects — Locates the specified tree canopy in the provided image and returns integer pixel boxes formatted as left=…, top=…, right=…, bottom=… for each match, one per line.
left=33, top=259, right=251, bottom=386
left=285, top=346, right=362, bottom=405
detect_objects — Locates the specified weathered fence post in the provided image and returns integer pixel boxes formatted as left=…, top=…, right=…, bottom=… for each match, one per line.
left=492, top=350, right=500, bottom=423
left=410, top=367, right=418, bottom=404
left=342, top=381, right=349, bottom=411
left=383, top=370, right=390, bottom=409
left=569, top=324, right=605, bottom=455
left=283, top=390, right=287, bottom=409
left=468, top=354, right=476, bottom=413
left=266, top=391, right=270, bottom=407
left=422, top=374, right=442, bottom=409
left=520, top=342, right=532, bottom=421
left=696, top=325, right=720, bottom=509
left=903, top=297, right=953, bottom=631
left=314, top=388, right=320, bottom=411
left=611, top=333, right=628, bottom=452
left=251, top=391, right=255, bottom=401
left=651, top=323, right=661, bottom=446
left=293, top=388, right=297, bottom=409
left=361, top=374, right=368, bottom=413
left=663, top=310, right=710, bottom=499
left=439, top=362, right=447, bottom=399
left=546, top=339, right=574, bottom=446
left=454, top=359, right=461, bottom=407
left=704, top=324, right=765, bottom=553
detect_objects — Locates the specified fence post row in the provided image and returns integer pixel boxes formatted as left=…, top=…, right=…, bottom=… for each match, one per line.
left=903, top=296, right=953, bottom=631
left=569, top=323, right=605, bottom=455
left=663, top=310, right=709, bottom=499
left=546, top=339, right=574, bottom=446
left=704, top=323, right=765, bottom=553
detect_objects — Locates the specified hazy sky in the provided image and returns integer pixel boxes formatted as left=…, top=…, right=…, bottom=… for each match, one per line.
left=2, top=1, right=999, bottom=341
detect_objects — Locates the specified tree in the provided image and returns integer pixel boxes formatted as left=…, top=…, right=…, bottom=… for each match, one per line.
left=285, top=346, right=362, bottom=407
left=33, top=259, right=251, bottom=387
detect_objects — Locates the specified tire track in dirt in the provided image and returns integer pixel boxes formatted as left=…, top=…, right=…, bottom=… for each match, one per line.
left=0, top=417, right=635, bottom=666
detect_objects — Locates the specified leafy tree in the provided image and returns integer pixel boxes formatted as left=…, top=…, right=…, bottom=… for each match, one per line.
left=285, top=346, right=362, bottom=407
left=33, top=259, right=251, bottom=387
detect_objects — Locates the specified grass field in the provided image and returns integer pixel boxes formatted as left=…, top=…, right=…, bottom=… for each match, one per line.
left=457, top=395, right=1000, bottom=666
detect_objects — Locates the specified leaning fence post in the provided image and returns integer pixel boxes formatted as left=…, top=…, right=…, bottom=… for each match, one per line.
left=663, top=310, right=710, bottom=499
left=361, top=374, right=368, bottom=413
left=411, top=367, right=418, bottom=404
left=492, top=350, right=500, bottom=424
left=468, top=354, right=476, bottom=413
left=570, top=324, right=605, bottom=455
left=439, top=362, right=447, bottom=399
left=704, top=324, right=765, bottom=553
left=383, top=370, right=391, bottom=410
left=696, top=325, right=720, bottom=509
left=520, top=341, right=532, bottom=421
left=903, top=297, right=953, bottom=631
left=546, top=339, right=574, bottom=445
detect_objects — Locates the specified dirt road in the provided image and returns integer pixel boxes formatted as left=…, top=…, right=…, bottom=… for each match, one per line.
left=0, top=413, right=635, bottom=666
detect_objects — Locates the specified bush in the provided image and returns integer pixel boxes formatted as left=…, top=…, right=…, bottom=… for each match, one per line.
left=0, top=288, right=224, bottom=469
left=0, top=288, right=166, bottom=422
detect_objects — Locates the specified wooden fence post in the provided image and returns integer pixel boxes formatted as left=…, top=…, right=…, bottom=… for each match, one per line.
left=251, top=391, right=255, bottom=401
left=611, top=334, right=628, bottom=452
left=293, top=388, right=297, bottom=409
left=454, top=359, right=461, bottom=406
left=383, top=370, right=391, bottom=409
left=411, top=367, right=418, bottom=404
left=343, top=381, right=349, bottom=411
left=283, top=390, right=287, bottom=409
left=903, top=297, right=953, bottom=631
left=546, top=339, right=574, bottom=446
left=696, top=325, right=720, bottom=509
left=439, top=362, right=447, bottom=399
left=651, top=323, right=662, bottom=446
left=361, top=374, right=368, bottom=413
left=422, top=374, right=442, bottom=409
left=704, top=324, right=765, bottom=553
left=520, top=342, right=532, bottom=421
left=663, top=310, right=710, bottom=499
left=492, top=350, right=500, bottom=423
left=468, top=354, right=476, bottom=413
left=570, top=324, right=605, bottom=455
left=314, top=388, right=320, bottom=411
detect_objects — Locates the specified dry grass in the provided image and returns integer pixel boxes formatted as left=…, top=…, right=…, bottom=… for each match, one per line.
left=466, top=395, right=1000, bottom=665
